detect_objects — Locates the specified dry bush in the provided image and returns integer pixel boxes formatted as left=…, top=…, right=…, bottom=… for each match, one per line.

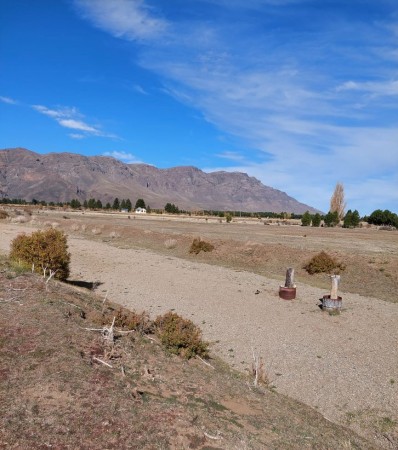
left=81, top=224, right=87, bottom=232
left=109, top=231, right=120, bottom=239
left=11, top=215, right=29, bottom=224
left=164, top=238, right=177, bottom=249
left=92, top=307, right=154, bottom=334
left=91, top=227, right=102, bottom=235
left=0, top=210, right=9, bottom=220
left=304, top=251, right=346, bottom=275
left=9, top=229, right=70, bottom=280
left=155, top=311, right=209, bottom=359
left=71, top=224, right=80, bottom=232
left=189, top=237, right=215, bottom=255
left=51, top=222, right=60, bottom=228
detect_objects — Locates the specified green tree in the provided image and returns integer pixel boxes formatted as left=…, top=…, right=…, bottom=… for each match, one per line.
left=105, top=202, right=111, bottom=210
left=368, top=209, right=398, bottom=227
left=83, top=200, right=88, bottom=209
left=351, top=210, right=360, bottom=227
left=324, top=211, right=339, bottom=227
left=70, top=199, right=81, bottom=209
left=343, top=210, right=353, bottom=228
left=135, top=198, right=146, bottom=209
left=112, top=198, right=120, bottom=210
left=301, top=211, right=312, bottom=226
left=125, top=199, right=132, bottom=212
left=312, top=213, right=321, bottom=227
left=120, top=199, right=127, bottom=210
left=165, top=203, right=179, bottom=214
left=95, top=199, right=102, bottom=209
left=87, top=198, right=96, bottom=209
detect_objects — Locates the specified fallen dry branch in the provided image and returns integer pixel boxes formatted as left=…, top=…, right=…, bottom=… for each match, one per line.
left=196, top=355, right=215, bottom=369
left=92, top=356, right=113, bottom=368
left=204, top=431, right=222, bottom=440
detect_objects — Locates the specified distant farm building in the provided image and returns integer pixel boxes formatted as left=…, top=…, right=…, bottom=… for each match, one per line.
left=135, top=207, right=147, bottom=214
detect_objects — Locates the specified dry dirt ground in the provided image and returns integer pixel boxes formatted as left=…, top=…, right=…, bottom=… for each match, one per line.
left=1, top=208, right=398, bottom=448
left=0, top=261, right=374, bottom=450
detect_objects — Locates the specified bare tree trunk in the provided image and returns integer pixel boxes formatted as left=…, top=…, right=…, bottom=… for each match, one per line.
left=285, top=268, right=295, bottom=288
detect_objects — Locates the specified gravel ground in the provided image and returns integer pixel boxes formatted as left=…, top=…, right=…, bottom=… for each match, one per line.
left=1, top=222, right=397, bottom=441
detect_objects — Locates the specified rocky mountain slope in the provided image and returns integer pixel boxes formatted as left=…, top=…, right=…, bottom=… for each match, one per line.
left=0, top=148, right=318, bottom=213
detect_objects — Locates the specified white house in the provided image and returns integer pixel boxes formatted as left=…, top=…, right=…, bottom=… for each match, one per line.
left=135, top=207, right=147, bottom=214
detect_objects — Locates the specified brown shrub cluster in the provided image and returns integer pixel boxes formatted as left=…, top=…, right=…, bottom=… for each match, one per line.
left=9, top=229, right=70, bottom=280
left=304, top=251, right=346, bottom=275
left=189, top=238, right=215, bottom=255
left=0, top=210, right=8, bottom=219
left=155, top=311, right=209, bottom=359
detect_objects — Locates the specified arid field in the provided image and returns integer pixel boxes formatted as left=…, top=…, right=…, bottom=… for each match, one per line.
left=1, top=207, right=397, bottom=448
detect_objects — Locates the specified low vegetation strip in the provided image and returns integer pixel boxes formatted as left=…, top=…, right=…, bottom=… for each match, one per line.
left=0, top=256, right=375, bottom=449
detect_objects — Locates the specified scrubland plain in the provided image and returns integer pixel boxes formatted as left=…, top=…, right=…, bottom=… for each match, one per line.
left=1, top=207, right=397, bottom=448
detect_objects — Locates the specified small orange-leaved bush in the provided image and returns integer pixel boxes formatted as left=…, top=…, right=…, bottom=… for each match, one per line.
left=10, top=228, right=70, bottom=280
left=155, top=311, right=209, bottom=359
left=304, top=251, right=345, bottom=275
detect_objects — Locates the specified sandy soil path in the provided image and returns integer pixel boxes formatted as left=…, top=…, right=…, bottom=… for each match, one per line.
left=1, top=223, right=397, bottom=431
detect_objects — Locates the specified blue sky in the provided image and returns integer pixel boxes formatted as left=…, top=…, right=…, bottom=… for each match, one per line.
left=1, top=0, right=397, bottom=215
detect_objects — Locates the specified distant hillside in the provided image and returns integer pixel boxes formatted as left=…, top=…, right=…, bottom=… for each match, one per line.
left=0, top=148, right=319, bottom=213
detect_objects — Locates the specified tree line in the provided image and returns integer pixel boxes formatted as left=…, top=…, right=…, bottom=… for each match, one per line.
left=0, top=193, right=397, bottom=227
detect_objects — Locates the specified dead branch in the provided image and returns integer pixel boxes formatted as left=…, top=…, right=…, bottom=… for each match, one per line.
left=46, top=269, right=58, bottom=284
left=7, top=286, right=28, bottom=291
left=92, top=356, right=113, bottom=368
left=101, top=291, right=108, bottom=312
left=102, top=316, right=116, bottom=344
left=143, top=334, right=160, bottom=344
left=59, top=300, right=83, bottom=310
left=204, top=431, right=222, bottom=440
left=196, top=355, right=215, bottom=369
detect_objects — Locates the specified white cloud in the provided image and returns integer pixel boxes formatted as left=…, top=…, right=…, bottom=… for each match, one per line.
left=336, top=79, right=398, bottom=97
left=74, top=1, right=398, bottom=213
left=31, top=103, right=118, bottom=138
left=102, top=150, right=142, bottom=164
left=69, top=133, right=86, bottom=139
left=73, top=0, right=168, bottom=41
left=0, top=96, right=18, bottom=105
left=216, top=151, right=246, bottom=162
left=133, top=84, right=149, bottom=95
left=58, top=119, right=98, bottom=133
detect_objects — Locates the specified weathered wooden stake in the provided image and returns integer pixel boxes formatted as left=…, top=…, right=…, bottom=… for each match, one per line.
left=285, top=268, right=295, bottom=288
left=330, top=275, right=340, bottom=300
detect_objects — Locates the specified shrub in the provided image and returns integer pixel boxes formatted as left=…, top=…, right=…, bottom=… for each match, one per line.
left=189, top=238, right=215, bottom=254
left=155, top=312, right=209, bottom=359
left=304, top=251, right=346, bottom=275
left=0, top=210, right=9, bottom=220
left=164, top=238, right=177, bottom=249
left=225, top=213, right=233, bottom=223
left=9, top=229, right=70, bottom=280
left=93, top=307, right=154, bottom=334
left=11, top=215, right=29, bottom=223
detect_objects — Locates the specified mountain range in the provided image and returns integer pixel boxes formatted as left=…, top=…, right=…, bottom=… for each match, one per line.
left=0, top=148, right=319, bottom=213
